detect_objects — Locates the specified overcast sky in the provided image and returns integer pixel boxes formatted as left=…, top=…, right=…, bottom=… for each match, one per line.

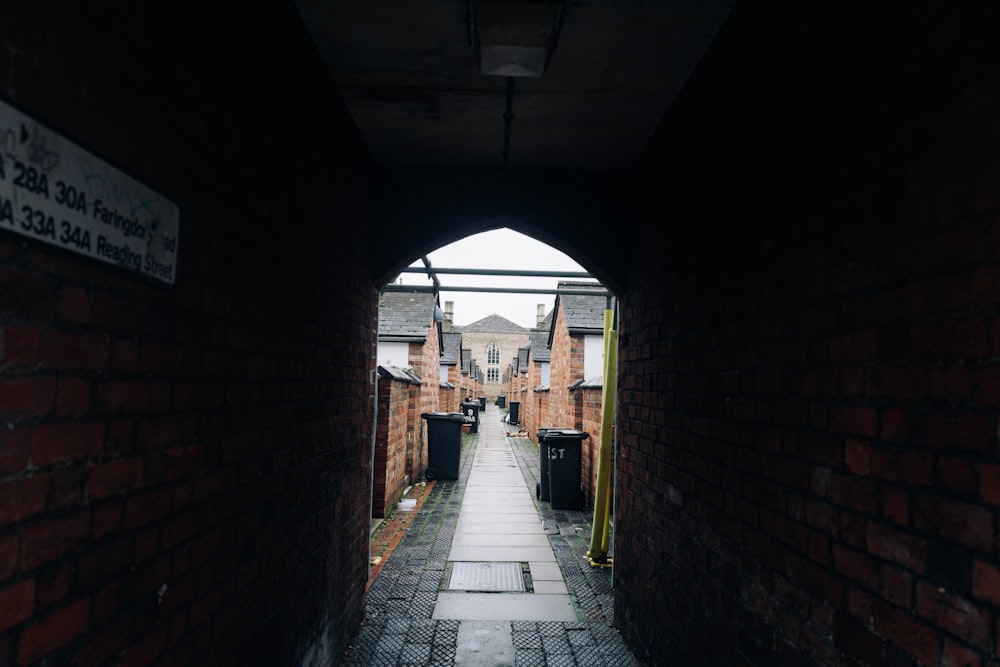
left=391, top=228, right=595, bottom=329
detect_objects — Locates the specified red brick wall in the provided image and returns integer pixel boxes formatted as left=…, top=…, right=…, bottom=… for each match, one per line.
left=0, top=4, right=375, bottom=666
left=573, top=385, right=604, bottom=507
left=616, top=2, right=1000, bottom=665
left=373, top=377, right=412, bottom=518
left=531, top=390, right=552, bottom=439
left=521, top=358, right=538, bottom=432
left=523, top=357, right=555, bottom=437
left=407, top=328, right=440, bottom=479
left=438, top=385, right=457, bottom=412
left=548, top=304, right=586, bottom=430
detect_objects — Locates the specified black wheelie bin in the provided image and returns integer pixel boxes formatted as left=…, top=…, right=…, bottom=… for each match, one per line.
left=421, top=412, right=465, bottom=480
left=545, top=429, right=589, bottom=509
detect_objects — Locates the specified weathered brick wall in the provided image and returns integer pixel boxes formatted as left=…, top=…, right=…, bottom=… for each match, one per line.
left=514, top=368, right=530, bottom=428
left=447, top=361, right=461, bottom=388
left=438, top=385, right=456, bottom=412
left=404, top=383, right=421, bottom=481
left=0, top=3, right=375, bottom=666
left=374, top=377, right=412, bottom=518
left=572, top=385, right=603, bottom=507
left=521, top=358, right=539, bottom=433
left=617, top=2, right=1000, bottom=665
left=531, top=390, right=552, bottom=438
left=408, top=327, right=440, bottom=479
left=548, top=304, right=586, bottom=430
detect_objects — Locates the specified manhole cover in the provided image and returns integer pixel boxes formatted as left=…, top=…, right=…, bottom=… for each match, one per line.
left=448, top=562, right=525, bottom=592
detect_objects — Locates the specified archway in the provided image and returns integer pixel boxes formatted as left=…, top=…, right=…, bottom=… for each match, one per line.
left=369, top=165, right=629, bottom=294
left=370, top=224, right=622, bottom=571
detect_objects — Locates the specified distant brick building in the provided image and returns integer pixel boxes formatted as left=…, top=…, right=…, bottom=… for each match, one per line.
left=458, top=314, right=530, bottom=399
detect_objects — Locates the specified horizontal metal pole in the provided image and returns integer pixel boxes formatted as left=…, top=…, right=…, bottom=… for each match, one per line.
left=400, top=267, right=593, bottom=279
left=384, top=284, right=609, bottom=296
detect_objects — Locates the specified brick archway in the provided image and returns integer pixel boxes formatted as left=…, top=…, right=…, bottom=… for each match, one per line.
left=370, top=166, right=627, bottom=294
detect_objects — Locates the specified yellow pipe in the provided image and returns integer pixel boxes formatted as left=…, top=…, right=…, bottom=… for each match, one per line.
left=588, top=308, right=617, bottom=566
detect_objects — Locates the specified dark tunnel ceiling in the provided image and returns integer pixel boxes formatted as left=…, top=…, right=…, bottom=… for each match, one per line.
left=295, top=0, right=735, bottom=172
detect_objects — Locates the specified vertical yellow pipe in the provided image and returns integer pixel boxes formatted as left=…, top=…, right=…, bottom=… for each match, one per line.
left=588, top=308, right=617, bottom=566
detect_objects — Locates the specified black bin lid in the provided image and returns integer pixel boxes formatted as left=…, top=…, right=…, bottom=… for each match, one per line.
left=542, top=429, right=589, bottom=440
left=421, top=412, right=466, bottom=422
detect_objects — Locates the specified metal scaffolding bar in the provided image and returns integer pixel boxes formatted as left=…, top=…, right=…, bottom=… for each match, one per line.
left=399, top=267, right=594, bottom=279
left=383, top=284, right=608, bottom=296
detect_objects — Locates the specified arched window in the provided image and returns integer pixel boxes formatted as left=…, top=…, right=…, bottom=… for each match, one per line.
left=487, top=343, right=500, bottom=364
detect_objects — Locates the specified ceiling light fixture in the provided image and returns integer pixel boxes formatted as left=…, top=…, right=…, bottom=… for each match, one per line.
left=472, top=0, right=563, bottom=78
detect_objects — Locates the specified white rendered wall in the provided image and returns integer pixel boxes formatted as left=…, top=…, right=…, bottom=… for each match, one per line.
left=377, top=341, right=410, bottom=368
left=584, top=335, right=604, bottom=379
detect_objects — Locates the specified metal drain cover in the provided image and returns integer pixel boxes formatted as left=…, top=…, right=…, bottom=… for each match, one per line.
left=448, top=562, right=525, bottom=592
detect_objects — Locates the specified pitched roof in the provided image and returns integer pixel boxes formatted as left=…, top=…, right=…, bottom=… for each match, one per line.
left=461, top=348, right=471, bottom=374
left=460, top=314, right=527, bottom=333
left=527, top=330, right=550, bottom=362
left=518, top=347, right=529, bottom=373
left=378, top=291, right=438, bottom=341
left=441, top=332, right=462, bottom=364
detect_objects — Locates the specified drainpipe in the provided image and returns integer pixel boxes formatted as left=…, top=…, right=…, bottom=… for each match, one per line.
left=588, top=303, right=617, bottom=566
left=368, top=296, right=381, bottom=580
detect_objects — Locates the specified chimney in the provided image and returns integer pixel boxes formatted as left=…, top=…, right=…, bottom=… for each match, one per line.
left=444, top=301, right=454, bottom=321
left=536, top=303, right=545, bottom=327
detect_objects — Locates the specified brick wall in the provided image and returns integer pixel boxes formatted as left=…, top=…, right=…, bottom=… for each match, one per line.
left=404, top=384, right=421, bottom=481
left=447, top=361, right=461, bottom=388
left=548, top=302, right=586, bottom=430
left=616, top=2, right=1000, bottom=665
left=438, top=385, right=457, bottom=412
left=373, top=375, right=413, bottom=518
left=408, top=326, right=441, bottom=479
left=521, top=356, right=544, bottom=435
left=0, top=4, right=375, bottom=665
left=572, top=385, right=603, bottom=508
left=531, top=390, right=552, bottom=438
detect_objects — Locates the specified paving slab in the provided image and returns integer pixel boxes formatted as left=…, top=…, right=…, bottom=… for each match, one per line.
left=459, top=502, right=537, bottom=510
left=449, top=546, right=556, bottom=562
left=454, top=521, right=545, bottom=534
left=451, top=533, right=551, bottom=548
left=532, top=580, right=569, bottom=595
left=455, top=512, right=540, bottom=524
left=433, top=593, right=577, bottom=621
left=529, top=561, right=564, bottom=581
left=461, top=493, right=535, bottom=502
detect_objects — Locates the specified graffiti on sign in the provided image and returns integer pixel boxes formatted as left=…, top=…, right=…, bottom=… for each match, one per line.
left=0, top=99, right=180, bottom=285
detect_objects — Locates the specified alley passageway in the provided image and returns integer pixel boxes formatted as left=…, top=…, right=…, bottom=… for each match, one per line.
left=347, top=405, right=640, bottom=665
left=2, top=4, right=998, bottom=665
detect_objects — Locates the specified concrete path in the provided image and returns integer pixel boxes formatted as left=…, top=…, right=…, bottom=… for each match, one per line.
left=434, top=414, right=576, bottom=626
